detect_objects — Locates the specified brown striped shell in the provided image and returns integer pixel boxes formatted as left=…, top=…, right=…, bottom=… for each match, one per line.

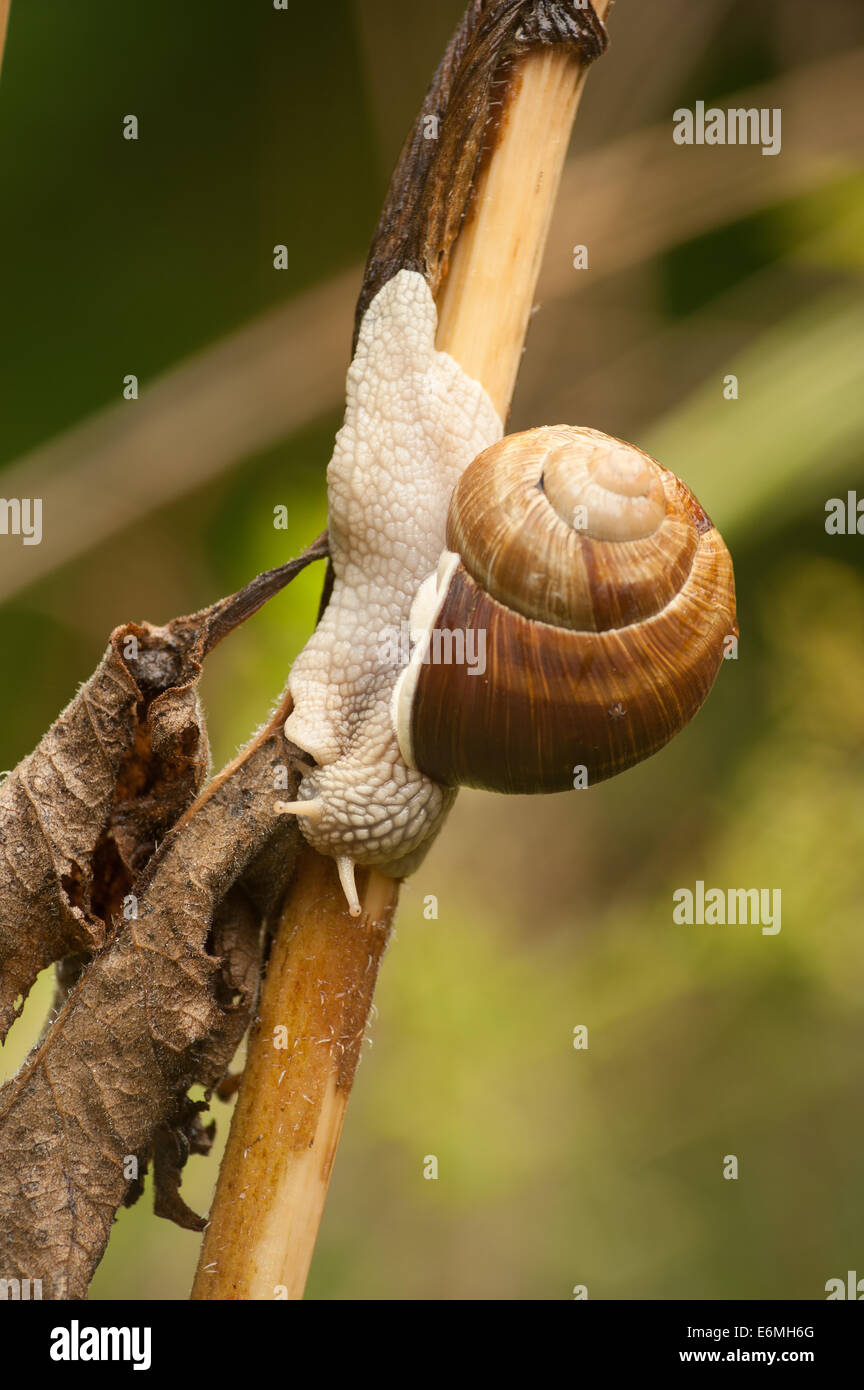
left=393, top=425, right=736, bottom=793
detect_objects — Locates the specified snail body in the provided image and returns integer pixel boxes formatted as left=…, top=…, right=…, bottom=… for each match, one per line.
left=280, top=270, right=503, bottom=908
left=280, top=270, right=736, bottom=913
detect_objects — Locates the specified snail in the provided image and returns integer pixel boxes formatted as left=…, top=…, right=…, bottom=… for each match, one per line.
left=277, top=269, right=736, bottom=914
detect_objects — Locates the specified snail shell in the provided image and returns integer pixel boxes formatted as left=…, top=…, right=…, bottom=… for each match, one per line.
left=393, top=424, right=736, bottom=793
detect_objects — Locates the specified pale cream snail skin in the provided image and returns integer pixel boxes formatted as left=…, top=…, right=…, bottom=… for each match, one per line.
left=277, top=269, right=737, bottom=915
left=277, top=270, right=503, bottom=912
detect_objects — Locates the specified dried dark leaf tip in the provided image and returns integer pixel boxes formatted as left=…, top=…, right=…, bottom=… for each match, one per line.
left=514, top=0, right=609, bottom=57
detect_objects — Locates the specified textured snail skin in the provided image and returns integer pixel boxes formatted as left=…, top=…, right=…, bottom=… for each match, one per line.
left=283, top=269, right=502, bottom=879
left=398, top=425, right=737, bottom=793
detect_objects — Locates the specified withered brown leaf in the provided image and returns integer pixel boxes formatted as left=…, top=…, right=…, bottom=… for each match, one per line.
left=0, top=539, right=326, bottom=1042
left=0, top=538, right=325, bottom=1296
left=0, top=617, right=211, bottom=1043
left=0, top=713, right=303, bottom=1296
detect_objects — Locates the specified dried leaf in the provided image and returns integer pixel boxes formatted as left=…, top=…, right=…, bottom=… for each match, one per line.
left=0, top=537, right=327, bottom=1042
left=0, top=619, right=210, bottom=1042
left=150, top=1111, right=215, bottom=1234
left=0, top=539, right=326, bottom=1296
left=0, top=718, right=302, bottom=1296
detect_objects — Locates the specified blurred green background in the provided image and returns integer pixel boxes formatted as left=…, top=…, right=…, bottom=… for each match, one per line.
left=1, top=0, right=863, bottom=1299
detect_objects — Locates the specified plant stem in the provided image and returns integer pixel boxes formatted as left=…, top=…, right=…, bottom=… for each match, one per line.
left=0, top=2, right=10, bottom=76
left=436, top=32, right=608, bottom=415
left=192, top=849, right=396, bottom=1299
left=192, top=0, right=611, bottom=1302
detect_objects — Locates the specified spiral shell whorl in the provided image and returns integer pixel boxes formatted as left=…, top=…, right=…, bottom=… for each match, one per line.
left=447, top=425, right=704, bottom=633
left=405, top=424, right=736, bottom=794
